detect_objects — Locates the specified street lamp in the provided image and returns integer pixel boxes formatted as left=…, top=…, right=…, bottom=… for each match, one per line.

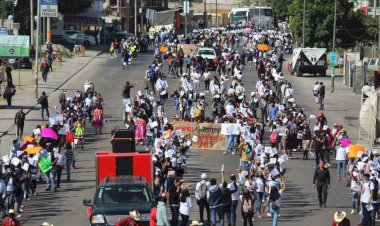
left=331, top=0, right=337, bottom=93
left=302, top=0, right=305, bottom=47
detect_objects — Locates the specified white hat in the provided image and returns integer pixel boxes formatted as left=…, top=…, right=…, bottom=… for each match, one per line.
left=129, top=210, right=141, bottom=221
left=42, top=223, right=53, bottom=226
left=201, top=173, right=207, bottom=180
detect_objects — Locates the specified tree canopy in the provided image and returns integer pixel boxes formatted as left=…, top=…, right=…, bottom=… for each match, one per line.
left=289, top=0, right=370, bottom=49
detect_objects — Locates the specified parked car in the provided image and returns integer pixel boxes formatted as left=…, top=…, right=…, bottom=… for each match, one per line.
left=0, top=57, right=33, bottom=69
left=83, top=176, right=153, bottom=226
left=63, top=30, right=96, bottom=46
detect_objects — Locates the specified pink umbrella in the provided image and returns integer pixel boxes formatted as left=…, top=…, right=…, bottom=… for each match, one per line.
left=340, top=138, right=351, bottom=148
left=41, top=128, right=58, bottom=140
left=244, top=28, right=252, bottom=34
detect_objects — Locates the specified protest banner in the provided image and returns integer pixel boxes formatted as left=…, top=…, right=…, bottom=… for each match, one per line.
left=38, top=156, right=53, bottom=173
left=172, top=121, right=226, bottom=150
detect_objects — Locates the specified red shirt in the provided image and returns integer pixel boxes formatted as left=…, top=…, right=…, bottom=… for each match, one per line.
left=2, top=217, right=20, bottom=226
left=149, top=207, right=157, bottom=226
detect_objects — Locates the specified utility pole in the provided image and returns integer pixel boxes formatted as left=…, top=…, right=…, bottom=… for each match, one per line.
left=331, top=0, right=337, bottom=93
left=184, top=0, right=188, bottom=35
left=47, top=17, right=51, bottom=42
left=127, top=0, right=130, bottom=32
left=134, top=0, right=137, bottom=35
left=140, top=0, right=143, bottom=33
left=302, top=0, right=305, bottom=47
left=258, top=0, right=261, bottom=27
left=30, top=0, right=33, bottom=45
left=35, top=0, right=41, bottom=98
left=1, top=0, right=4, bottom=26
left=215, top=0, right=218, bottom=28
left=203, top=0, right=207, bottom=28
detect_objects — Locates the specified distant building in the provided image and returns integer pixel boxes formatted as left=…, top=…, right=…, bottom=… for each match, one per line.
left=103, top=0, right=168, bottom=33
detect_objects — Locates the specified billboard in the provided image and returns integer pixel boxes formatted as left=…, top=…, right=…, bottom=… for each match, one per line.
left=0, top=36, right=30, bottom=57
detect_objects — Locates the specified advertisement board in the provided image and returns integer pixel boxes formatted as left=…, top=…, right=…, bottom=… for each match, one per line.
left=0, top=35, right=29, bottom=57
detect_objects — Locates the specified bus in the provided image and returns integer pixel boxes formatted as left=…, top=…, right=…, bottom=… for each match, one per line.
left=250, top=6, right=274, bottom=27
left=228, top=6, right=274, bottom=27
left=228, top=7, right=252, bottom=25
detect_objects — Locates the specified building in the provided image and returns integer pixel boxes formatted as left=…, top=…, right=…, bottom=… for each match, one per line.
left=103, top=0, right=168, bottom=33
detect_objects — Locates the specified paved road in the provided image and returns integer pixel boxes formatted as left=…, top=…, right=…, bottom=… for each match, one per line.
left=11, top=50, right=362, bottom=225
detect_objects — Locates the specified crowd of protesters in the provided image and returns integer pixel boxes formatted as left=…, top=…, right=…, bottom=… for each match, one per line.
left=0, top=81, right=104, bottom=224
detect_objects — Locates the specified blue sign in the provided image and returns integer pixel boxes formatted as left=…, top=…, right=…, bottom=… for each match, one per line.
left=329, top=51, right=337, bottom=66
left=0, top=27, right=8, bottom=36
left=41, top=0, right=57, bottom=5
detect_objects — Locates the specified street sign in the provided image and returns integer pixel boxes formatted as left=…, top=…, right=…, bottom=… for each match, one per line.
left=41, top=0, right=58, bottom=17
left=0, top=27, right=8, bottom=36
left=329, top=51, right=338, bottom=66
left=184, top=0, right=190, bottom=14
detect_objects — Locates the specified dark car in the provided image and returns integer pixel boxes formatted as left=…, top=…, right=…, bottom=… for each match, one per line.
left=83, top=176, right=153, bottom=226
left=0, top=57, right=33, bottom=69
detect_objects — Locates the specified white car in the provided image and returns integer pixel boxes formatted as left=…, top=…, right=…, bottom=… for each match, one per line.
left=63, top=30, right=96, bottom=46
left=196, top=47, right=217, bottom=70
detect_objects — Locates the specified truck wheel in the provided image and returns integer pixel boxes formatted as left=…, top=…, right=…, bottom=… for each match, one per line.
left=314, top=73, right=317, bottom=77
left=321, top=71, right=326, bottom=77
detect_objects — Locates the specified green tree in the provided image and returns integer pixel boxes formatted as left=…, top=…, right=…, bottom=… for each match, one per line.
left=289, top=0, right=366, bottom=49
left=267, top=0, right=291, bottom=21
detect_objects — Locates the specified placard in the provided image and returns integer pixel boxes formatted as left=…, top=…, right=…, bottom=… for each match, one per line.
left=38, top=156, right=52, bottom=173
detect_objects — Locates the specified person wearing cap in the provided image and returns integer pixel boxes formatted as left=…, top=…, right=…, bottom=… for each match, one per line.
left=115, top=210, right=142, bottom=226
left=313, top=160, right=330, bottom=208
left=332, top=211, right=350, bottom=226
left=268, top=178, right=286, bottom=226
left=195, top=173, right=211, bottom=225
left=372, top=151, right=380, bottom=164
left=360, top=173, right=375, bottom=226
left=2, top=209, right=20, bottom=226
left=207, top=178, right=224, bottom=226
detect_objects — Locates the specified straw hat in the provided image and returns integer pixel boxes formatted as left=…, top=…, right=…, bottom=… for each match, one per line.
left=7, top=209, right=16, bottom=217
left=334, top=211, right=346, bottom=223
left=189, top=220, right=200, bottom=226
left=129, top=210, right=141, bottom=221
left=42, top=222, right=54, bottom=226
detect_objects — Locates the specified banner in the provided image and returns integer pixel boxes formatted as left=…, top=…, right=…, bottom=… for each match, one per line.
left=172, top=121, right=226, bottom=150
left=0, top=35, right=29, bottom=57
left=38, top=156, right=52, bottom=173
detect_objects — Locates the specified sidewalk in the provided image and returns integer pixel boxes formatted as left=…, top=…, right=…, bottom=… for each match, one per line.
left=0, top=50, right=101, bottom=155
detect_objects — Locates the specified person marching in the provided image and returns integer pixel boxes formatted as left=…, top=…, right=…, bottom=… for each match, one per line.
left=313, top=161, right=331, bottom=208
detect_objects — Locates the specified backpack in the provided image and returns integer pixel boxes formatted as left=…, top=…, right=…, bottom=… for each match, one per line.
left=242, top=198, right=253, bottom=213
left=372, top=179, right=379, bottom=201
left=199, top=182, right=207, bottom=200
left=270, top=129, right=278, bottom=144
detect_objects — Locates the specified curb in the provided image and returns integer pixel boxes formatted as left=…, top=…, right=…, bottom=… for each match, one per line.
left=0, top=51, right=102, bottom=138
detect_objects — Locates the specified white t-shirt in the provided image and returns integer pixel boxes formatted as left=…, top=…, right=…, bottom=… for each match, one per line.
left=256, top=178, right=265, bottom=193
left=228, top=182, right=240, bottom=201
left=335, top=146, right=347, bottom=161
left=179, top=196, right=192, bottom=216
left=361, top=181, right=375, bottom=203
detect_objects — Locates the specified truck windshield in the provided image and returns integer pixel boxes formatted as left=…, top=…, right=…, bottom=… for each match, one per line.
left=96, top=184, right=151, bottom=205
